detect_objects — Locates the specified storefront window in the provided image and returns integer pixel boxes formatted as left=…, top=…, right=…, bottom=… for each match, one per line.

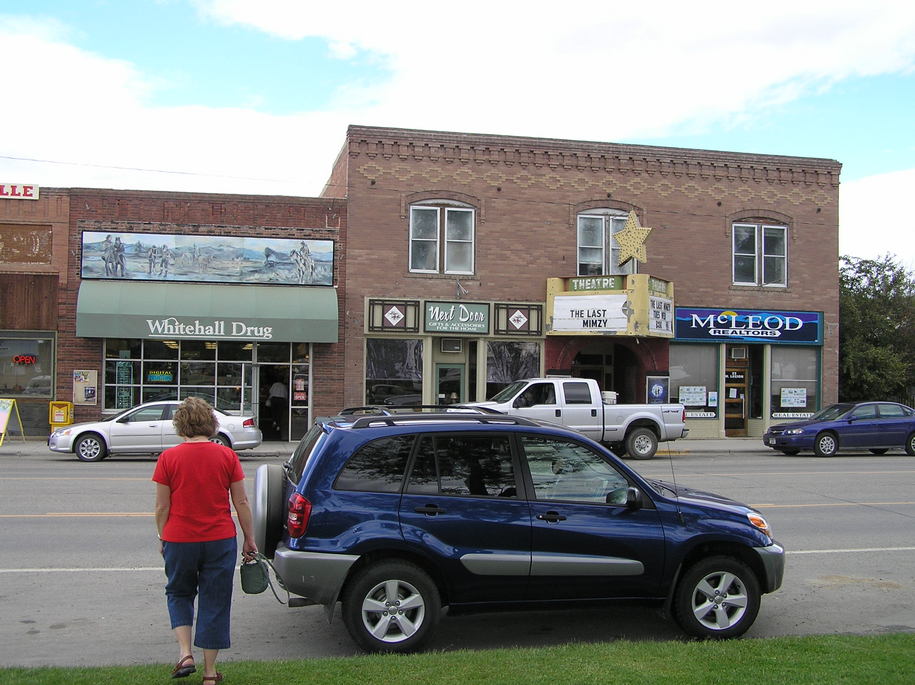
left=486, top=341, right=541, bottom=399
left=670, top=344, right=719, bottom=418
left=104, top=339, right=257, bottom=412
left=771, top=346, right=819, bottom=417
left=0, top=334, right=55, bottom=397
left=365, top=339, right=423, bottom=404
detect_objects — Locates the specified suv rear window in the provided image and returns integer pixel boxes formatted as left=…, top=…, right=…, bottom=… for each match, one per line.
left=287, top=424, right=325, bottom=482
left=334, top=435, right=415, bottom=493
left=406, top=434, right=516, bottom=497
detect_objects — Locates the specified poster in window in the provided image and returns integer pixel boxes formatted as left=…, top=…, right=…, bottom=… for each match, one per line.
left=780, top=387, right=807, bottom=408
left=646, top=376, right=669, bottom=404
left=678, top=385, right=707, bottom=406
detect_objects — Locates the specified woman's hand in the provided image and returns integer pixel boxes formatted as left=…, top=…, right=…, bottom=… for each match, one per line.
left=242, top=538, right=258, bottom=561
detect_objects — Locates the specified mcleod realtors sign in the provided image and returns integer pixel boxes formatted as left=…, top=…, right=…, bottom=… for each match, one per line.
left=675, top=308, right=822, bottom=344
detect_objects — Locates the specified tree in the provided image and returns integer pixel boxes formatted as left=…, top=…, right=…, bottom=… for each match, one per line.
left=839, top=254, right=915, bottom=404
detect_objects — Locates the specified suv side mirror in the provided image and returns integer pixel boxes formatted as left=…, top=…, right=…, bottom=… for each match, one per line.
left=626, top=487, right=643, bottom=511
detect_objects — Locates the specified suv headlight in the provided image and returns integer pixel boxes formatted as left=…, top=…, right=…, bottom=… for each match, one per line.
left=747, top=512, right=771, bottom=538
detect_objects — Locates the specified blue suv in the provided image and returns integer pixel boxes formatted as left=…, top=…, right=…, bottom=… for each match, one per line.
left=253, top=413, right=784, bottom=653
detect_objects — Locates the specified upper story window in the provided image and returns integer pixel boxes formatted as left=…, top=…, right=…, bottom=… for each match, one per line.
left=409, top=202, right=474, bottom=274
left=733, top=223, right=787, bottom=286
left=577, top=210, right=636, bottom=276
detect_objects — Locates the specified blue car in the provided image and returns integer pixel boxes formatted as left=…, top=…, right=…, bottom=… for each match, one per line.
left=764, top=401, right=915, bottom=457
left=253, top=412, right=784, bottom=652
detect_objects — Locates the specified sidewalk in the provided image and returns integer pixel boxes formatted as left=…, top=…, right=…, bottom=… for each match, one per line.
left=0, top=436, right=770, bottom=458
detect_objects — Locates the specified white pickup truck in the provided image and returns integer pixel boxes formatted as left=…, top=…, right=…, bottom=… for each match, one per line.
left=464, top=377, right=688, bottom=459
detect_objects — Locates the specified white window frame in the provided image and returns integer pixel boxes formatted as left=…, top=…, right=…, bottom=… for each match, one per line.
left=409, top=206, right=440, bottom=274
left=444, top=207, right=475, bottom=275
left=732, top=223, right=787, bottom=287
left=576, top=211, right=635, bottom=276
left=409, top=202, right=475, bottom=275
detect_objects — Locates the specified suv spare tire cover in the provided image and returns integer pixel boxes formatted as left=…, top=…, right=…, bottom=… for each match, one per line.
left=253, top=463, right=285, bottom=557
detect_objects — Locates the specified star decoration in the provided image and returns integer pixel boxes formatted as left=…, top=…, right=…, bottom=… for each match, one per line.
left=616, top=211, right=653, bottom=265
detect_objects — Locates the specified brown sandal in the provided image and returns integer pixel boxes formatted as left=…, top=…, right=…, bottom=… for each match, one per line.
left=170, top=655, right=196, bottom=678
left=202, top=674, right=224, bottom=683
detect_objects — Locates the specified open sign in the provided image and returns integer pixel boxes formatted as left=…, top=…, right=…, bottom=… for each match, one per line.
left=13, top=355, right=38, bottom=365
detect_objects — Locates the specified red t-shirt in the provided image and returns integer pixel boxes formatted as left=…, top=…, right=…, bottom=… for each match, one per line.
left=152, top=441, right=246, bottom=542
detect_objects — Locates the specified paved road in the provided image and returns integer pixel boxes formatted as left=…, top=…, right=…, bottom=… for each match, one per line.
left=1, top=439, right=913, bottom=667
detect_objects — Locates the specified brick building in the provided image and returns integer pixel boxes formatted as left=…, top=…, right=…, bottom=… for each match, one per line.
left=1, top=187, right=346, bottom=440
left=323, top=126, right=841, bottom=438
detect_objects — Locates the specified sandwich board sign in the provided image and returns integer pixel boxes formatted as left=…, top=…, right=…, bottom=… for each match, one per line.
left=0, top=398, right=26, bottom=446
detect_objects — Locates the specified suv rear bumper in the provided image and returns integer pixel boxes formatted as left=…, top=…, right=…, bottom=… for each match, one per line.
left=272, top=545, right=359, bottom=608
left=754, top=542, right=785, bottom=593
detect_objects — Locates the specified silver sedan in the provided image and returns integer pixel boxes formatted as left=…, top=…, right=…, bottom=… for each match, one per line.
left=48, top=400, right=263, bottom=462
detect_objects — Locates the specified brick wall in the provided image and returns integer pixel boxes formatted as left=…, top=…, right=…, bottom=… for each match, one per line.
left=339, top=126, right=841, bottom=407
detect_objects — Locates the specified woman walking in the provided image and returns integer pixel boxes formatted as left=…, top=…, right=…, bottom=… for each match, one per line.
left=153, top=397, right=257, bottom=682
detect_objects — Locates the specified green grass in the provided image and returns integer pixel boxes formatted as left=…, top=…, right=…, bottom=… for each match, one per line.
left=2, top=634, right=913, bottom=685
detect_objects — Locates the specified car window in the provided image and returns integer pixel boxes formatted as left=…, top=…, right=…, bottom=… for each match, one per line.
left=877, top=404, right=909, bottom=418
left=849, top=405, right=877, bottom=420
left=125, top=406, right=167, bottom=422
left=334, top=436, right=415, bottom=493
left=520, top=434, right=629, bottom=504
left=562, top=381, right=593, bottom=405
left=518, top=383, right=556, bottom=407
left=287, top=423, right=326, bottom=482
left=406, top=434, right=517, bottom=498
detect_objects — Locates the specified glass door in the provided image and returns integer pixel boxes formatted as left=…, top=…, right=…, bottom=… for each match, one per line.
left=436, top=364, right=464, bottom=405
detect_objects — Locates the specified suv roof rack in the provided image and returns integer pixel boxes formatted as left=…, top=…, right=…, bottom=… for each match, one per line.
left=348, top=413, right=540, bottom=429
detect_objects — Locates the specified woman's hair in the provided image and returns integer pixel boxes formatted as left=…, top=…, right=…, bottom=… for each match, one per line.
left=172, top=396, right=218, bottom=439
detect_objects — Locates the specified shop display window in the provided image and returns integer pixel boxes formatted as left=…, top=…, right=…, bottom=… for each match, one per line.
left=365, top=339, right=423, bottom=404
left=771, top=347, right=819, bottom=416
left=670, top=344, right=719, bottom=418
left=485, top=341, right=540, bottom=399
left=0, top=333, right=55, bottom=397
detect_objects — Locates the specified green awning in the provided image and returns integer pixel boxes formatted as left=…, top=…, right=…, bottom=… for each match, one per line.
left=76, top=281, right=338, bottom=343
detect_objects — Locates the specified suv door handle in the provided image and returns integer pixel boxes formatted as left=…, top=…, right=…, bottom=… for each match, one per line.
left=414, top=504, right=445, bottom=516
left=537, top=511, right=567, bottom=523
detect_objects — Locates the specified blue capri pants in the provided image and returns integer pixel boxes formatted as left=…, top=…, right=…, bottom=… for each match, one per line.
left=163, top=536, right=237, bottom=650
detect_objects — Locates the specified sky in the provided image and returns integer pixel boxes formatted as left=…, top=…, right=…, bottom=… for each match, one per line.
left=1, top=0, right=914, bottom=268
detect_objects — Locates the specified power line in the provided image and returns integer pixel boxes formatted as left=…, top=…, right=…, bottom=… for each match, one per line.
left=0, top=154, right=288, bottom=183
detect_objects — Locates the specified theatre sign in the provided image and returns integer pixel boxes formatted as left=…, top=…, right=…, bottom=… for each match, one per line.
left=546, top=275, right=674, bottom=337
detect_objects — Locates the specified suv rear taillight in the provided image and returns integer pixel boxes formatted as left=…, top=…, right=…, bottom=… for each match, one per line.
left=287, top=493, right=311, bottom=538
left=243, top=418, right=256, bottom=428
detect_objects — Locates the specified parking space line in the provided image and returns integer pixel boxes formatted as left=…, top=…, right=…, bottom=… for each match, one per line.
left=751, top=501, right=915, bottom=508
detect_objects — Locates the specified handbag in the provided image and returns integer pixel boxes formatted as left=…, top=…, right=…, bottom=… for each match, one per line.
left=240, top=553, right=287, bottom=603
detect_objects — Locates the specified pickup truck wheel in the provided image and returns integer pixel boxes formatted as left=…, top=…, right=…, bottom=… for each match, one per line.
left=673, top=556, right=760, bottom=639
left=253, top=464, right=285, bottom=557
left=342, top=560, right=441, bottom=653
left=626, top=427, right=658, bottom=460
left=75, top=433, right=107, bottom=462
left=814, top=432, right=839, bottom=457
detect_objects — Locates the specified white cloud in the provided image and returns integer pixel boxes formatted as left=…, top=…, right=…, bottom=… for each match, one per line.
left=2, top=2, right=915, bottom=199
left=840, top=169, right=915, bottom=270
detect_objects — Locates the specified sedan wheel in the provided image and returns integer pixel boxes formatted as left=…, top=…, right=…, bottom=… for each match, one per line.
left=75, top=434, right=107, bottom=462
left=906, top=433, right=915, bottom=456
left=814, top=432, right=838, bottom=457
left=342, top=560, right=440, bottom=653
left=209, top=434, right=230, bottom=447
left=673, top=556, right=760, bottom=639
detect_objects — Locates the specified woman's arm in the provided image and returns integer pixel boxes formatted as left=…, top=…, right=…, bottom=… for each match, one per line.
left=154, top=483, right=171, bottom=553
left=230, top=479, right=258, bottom=558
